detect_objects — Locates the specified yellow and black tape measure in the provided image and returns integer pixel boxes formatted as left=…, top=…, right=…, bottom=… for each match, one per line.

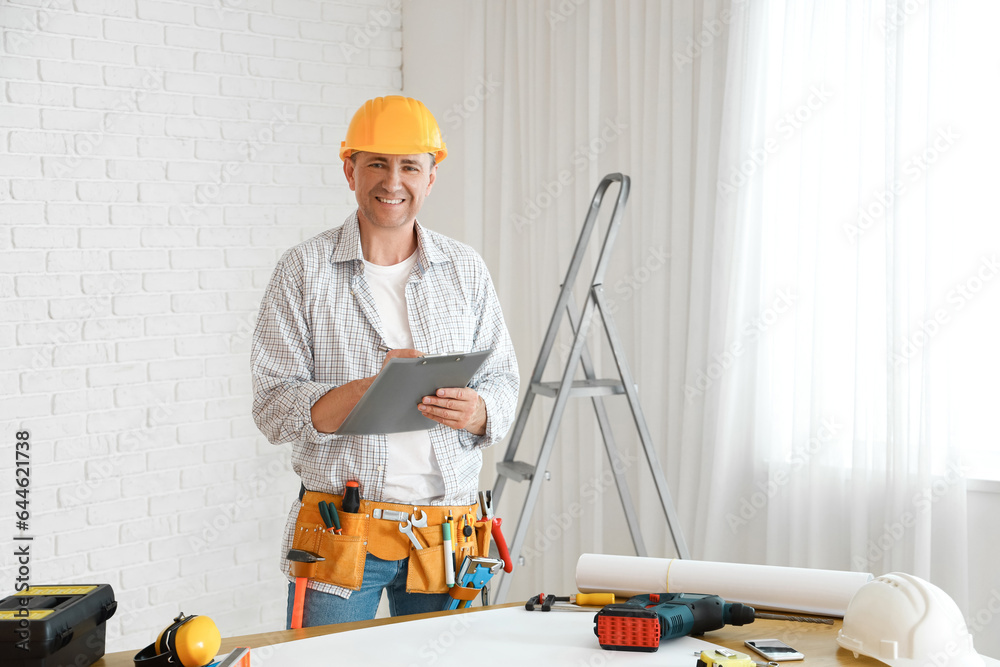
left=698, top=648, right=758, bottom=667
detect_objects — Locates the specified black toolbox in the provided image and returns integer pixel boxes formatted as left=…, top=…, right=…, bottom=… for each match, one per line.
left=0, top=585, right=117, bottom=667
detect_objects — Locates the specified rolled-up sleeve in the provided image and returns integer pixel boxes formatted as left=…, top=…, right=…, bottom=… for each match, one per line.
left=251, top=252, right=337, bottom=446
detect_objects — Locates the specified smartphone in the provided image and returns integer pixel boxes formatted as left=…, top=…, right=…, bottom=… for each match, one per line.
left=745, top=639, right=805, bottom=661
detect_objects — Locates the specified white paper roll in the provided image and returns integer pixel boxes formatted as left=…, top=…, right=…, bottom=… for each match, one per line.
left=576, top=554, right=873, bottom=616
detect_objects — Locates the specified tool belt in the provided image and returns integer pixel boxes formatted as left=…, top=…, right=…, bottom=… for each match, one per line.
left=292, top=490, right=491, bottom=594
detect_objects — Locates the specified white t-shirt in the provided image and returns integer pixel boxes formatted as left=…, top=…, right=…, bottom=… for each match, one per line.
left=362, top=249, right=446, bottom=504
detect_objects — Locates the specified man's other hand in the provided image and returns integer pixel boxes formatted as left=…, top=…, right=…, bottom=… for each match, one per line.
left=419, top=387, right=487, bottom=435
left=311, top=348, right=425, bottom=434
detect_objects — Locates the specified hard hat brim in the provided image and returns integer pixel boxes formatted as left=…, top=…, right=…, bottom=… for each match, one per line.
left=340, top=144, right=447, bottom=164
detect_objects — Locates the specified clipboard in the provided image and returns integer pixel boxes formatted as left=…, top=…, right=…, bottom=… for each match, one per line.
left=335, top=349, right=493, bottom=436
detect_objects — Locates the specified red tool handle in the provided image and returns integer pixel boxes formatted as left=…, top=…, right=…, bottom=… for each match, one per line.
left=291, top=577, right=307, bottom=629
left=491, top=518, right=513, bottom=573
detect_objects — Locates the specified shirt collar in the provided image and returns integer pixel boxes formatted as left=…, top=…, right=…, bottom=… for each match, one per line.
left=332, top=211, right=450, bottom=273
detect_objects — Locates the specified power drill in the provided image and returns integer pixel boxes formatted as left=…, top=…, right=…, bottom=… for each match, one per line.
left=593, top=592, right=756, bottom=652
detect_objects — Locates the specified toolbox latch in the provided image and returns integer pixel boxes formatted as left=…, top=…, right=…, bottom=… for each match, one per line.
left=100, top=600, right=118, bottom=623
left=55, top=626, right=74, bottom=650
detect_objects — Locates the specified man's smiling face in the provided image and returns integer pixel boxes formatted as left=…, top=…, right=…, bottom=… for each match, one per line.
left=344, top=151, right=436, bottom=232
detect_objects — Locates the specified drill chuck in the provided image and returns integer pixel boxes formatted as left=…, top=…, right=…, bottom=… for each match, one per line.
left=726, top=602, right=756, bottom=626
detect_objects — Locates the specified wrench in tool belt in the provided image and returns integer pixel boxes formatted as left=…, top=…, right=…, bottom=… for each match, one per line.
left=399, top=509, right=428, bottom=550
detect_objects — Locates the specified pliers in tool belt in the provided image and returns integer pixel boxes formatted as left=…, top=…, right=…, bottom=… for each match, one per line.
left=478, top=491, right=513, bottom=573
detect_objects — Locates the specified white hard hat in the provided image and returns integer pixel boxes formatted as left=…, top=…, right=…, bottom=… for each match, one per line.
left=837, top=572, right=984, bottom=667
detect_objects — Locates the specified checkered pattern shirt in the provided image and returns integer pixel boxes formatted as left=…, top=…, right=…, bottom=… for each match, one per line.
left=251, top=212, right=519, bottom=595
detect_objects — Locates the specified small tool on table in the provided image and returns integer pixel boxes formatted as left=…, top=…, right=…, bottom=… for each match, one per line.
left=525, top=592, right=616, bottom=611
left=695, top=648, right=764, bottom=667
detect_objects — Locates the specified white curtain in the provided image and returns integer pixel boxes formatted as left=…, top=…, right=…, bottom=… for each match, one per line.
left=445, top=0, right=994, bottom=615
left=464, top=0, right=734, bottom=600
left=694, top=0, right=1000, bottom=615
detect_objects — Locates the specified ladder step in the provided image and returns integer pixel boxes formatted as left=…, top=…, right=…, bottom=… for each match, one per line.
left=497, top=461, right=537, bottom=482
left=531, top=379, right=626, bottom=398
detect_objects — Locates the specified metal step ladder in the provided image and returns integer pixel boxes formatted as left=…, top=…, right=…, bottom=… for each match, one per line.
left=491, top=173, right=690, bottom=603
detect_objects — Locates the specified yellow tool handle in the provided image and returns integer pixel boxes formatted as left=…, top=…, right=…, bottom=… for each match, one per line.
left=572, top=593, right=616, bottom=606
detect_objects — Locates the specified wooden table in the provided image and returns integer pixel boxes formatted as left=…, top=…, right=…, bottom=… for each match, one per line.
left=95, top=603, right=882, bottom=667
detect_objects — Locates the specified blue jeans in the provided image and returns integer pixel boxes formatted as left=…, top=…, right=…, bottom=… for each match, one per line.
left=285, top=553, right=452, bottom=628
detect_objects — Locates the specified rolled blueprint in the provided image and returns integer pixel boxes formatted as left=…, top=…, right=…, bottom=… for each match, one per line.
left=576, top=554, right=873, bottom=616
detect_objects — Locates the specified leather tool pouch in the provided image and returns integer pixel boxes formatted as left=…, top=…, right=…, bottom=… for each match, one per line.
left=291, top=494, right=367, bottom=591
left=404, top=509, right=488, bottom=594
left=404, top=522, right=449, bottom=594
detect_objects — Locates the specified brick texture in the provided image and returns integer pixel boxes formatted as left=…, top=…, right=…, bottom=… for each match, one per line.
left=1, top=0, right=402, bottom=652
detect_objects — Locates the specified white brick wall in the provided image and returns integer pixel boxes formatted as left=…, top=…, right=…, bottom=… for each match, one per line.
left=0, top=0, right=402, bottom=653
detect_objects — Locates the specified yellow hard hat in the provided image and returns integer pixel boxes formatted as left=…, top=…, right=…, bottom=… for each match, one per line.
left=340, top=95, right=447, bottom=164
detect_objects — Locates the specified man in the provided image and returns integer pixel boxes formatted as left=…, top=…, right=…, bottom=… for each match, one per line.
left=251, top=96, right=519, bottom=627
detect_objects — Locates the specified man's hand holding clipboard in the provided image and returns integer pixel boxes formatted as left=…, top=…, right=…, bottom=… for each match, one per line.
left=373, top=349, right=484, bottom=434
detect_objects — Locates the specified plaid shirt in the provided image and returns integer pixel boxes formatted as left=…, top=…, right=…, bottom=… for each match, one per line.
left=251, top=212, right=518, bottom=595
